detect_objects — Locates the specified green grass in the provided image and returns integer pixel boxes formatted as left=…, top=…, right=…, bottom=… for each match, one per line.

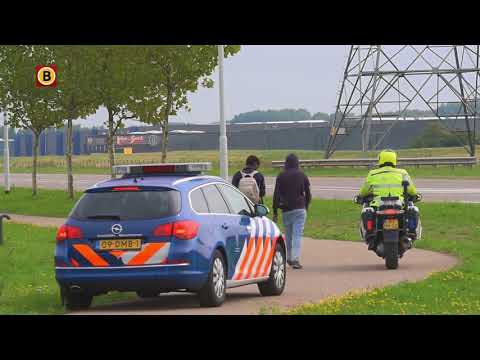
left=0, top=187, right=83, bottom=218
left=0, top=223, right=138, bottom=314
left=1, top=187, right=480, bottom=314
left=301, top=166, right=480, bottom=178
left=2, top=146, right=480, bottom=178
left=281, top=200, right=480, bottom=315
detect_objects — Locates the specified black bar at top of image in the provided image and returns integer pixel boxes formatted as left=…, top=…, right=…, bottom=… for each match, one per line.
left=1, top=7, right=480, bottom=45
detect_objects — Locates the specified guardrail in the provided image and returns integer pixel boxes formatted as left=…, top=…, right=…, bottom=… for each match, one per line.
left=272, top=156, right=478, bottom=169
left=0, top=158, right=161, bottom=169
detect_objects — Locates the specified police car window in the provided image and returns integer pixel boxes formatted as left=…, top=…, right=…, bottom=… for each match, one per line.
left=190, top=188, right=210, bottom=214
left=217, top=184, right=253, bottom=216
left=70, top=189, right=181, bottom=221
left=202, top=185, right=230, bottom=214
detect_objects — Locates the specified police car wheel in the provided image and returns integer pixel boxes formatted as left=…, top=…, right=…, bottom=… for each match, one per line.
left=64, top=291, right=93, bottom=311
left=258, top=242, right=286, bottom=296
left=198, top=250, right=226, bottom=307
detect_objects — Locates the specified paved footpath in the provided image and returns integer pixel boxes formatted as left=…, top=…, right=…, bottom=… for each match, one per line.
left=8, top=214, right=458, bottom=315
left=3, top=173, right=480, bottom=202
left=9, top=214, right=65, bottom=228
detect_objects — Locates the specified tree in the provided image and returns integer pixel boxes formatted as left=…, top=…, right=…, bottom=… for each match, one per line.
left=130, top=45, right=241, bottom=162
left=311, top=111, right=330, bottom=120
left=0, top=45, right=64, bottom=195
left=89, top=46, right=146, bottom=178
left=410, top=123, right=468, bottom=148
left=230, top=108, right=311, bottom=123
left=51, top=46, right=100, bottom=198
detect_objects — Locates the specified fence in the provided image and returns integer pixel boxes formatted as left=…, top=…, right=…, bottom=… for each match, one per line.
left=2, top=158, right=164, bottom=170
left=271, top=157, right=478, bottom=169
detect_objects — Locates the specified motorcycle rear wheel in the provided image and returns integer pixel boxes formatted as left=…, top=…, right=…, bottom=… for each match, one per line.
left=384, top=241, right=399, bottom=270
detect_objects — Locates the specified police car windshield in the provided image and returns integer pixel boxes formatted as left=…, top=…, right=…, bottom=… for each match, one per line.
left=70, top=189, right=181, bottom=221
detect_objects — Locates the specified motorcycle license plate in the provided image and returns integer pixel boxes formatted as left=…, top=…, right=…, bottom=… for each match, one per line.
left=383, top=219, right=399, bottom=230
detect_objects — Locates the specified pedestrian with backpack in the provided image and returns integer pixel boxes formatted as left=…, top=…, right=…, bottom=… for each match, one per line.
left=232, top=155, right=266, bottom=204
left=272, top=153, right=311, bottom=269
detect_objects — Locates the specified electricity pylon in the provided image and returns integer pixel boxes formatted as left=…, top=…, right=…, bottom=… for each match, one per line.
left=325, top=45, right=480, bottom=158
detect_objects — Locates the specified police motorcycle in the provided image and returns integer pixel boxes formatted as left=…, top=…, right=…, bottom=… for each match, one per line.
left=354, top=180, right=422, bottom=270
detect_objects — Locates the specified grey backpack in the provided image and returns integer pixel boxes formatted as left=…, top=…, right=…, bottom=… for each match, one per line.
left=238, top=171, right=260, bottom=204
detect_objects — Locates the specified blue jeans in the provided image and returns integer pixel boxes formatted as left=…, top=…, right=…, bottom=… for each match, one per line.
left=282, top=208, right=307, bottom=262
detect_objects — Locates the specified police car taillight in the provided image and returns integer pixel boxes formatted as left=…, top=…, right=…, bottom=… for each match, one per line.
left=173, top=221, right=200, bottom=240
left=153, top=221, right=199, bottom=240
left=113, top=163, right=211, bottom=176
left=153, top=223, right=174, bottom=237
left=56, top=224, right=83, bottom=242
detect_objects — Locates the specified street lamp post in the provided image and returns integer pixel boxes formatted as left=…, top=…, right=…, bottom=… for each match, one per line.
left=3, top=112, right=10, bottom=194
left=218, top=45, right=229, bottom=181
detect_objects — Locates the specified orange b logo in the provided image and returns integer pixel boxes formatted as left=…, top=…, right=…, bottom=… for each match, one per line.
left=35, top=65, right=57, bottom=87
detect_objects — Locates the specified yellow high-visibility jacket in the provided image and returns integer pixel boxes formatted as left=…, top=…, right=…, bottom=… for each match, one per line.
left=359, top=166, right=417, bottom=207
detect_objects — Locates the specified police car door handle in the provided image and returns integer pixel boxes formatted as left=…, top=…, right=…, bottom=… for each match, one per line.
left=221, top=223, right=229, bottom=230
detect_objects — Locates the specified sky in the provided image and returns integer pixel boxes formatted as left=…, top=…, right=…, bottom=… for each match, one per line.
left=76, top=45, right=350, bottom=127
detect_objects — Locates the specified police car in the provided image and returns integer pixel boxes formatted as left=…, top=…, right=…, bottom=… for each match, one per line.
left=55, top=163, right=286, bottom=310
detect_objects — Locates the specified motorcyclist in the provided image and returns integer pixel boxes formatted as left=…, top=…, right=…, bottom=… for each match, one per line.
left=357, top=149, right=421, bottom=249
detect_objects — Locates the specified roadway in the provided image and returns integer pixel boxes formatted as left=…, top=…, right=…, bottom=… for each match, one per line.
left=3, top=173, right=480, bottom=203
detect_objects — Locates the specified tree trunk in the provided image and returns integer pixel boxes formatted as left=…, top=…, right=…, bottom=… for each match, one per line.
left=161, top=84, right=173, bottom=163
left=161, top=122, right=169, bottom=163
left=65, top=119, right=74, bottom=199
left=32, top=132, right=40, bottom=196
left=107, top=107, right=116, bottom=179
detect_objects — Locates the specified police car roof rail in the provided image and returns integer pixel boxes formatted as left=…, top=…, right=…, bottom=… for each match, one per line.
left=172, top=175, right=221, bottom=186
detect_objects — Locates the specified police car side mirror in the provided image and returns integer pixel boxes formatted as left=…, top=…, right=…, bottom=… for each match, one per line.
left=255, top=204, right=269, bottom=217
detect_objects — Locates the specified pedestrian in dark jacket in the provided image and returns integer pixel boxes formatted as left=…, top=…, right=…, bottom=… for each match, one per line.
left=273, top=153, right=311, bottom=269
left=232, top=155, right=266, bottom=204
